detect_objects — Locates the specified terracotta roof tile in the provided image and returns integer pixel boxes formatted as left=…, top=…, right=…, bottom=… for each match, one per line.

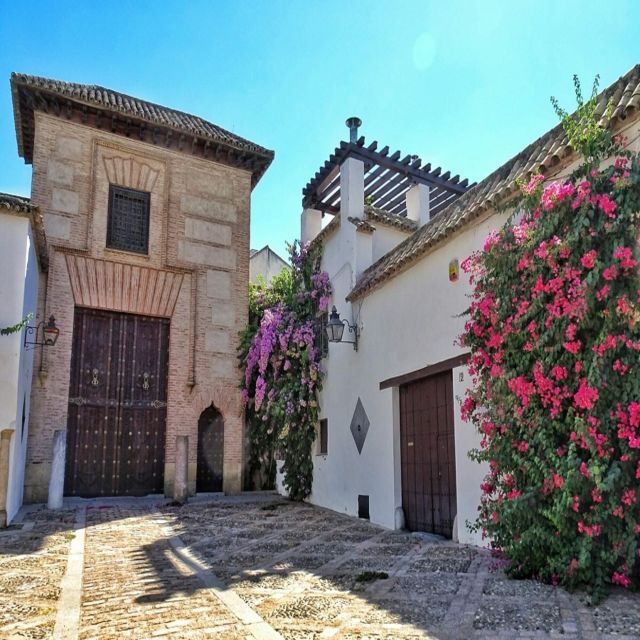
left=10, top=73, right=274, bottom=184
left=0, top=192, right=32, bottom=213
left=348, top=216, right=376, bottom=233
left=347, top=64, right=640, bottom=302
left=363, top=205, right=417, bottom=233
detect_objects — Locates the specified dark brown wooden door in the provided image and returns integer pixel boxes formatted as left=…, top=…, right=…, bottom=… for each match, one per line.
left=399, top=369, right=457, bottom=537
left=196, top=406, right=224, bottom=492
left=65, top=308, right=169, bottom=497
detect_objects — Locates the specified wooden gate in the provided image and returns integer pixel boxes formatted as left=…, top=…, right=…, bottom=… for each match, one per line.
left=399, top=369, right=457, bottom=537
left=196, top=406, right=224, bottom=492
left=65, top=308, right=169, bottom=497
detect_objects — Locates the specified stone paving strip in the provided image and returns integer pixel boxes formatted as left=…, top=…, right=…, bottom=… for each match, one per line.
left=1, top=495, right=640, bottom=639
left=53, top=507, right=86, bottom=639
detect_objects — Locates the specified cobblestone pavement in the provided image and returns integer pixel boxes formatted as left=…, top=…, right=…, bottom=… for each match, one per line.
left=1, top=495, right=639, bottom=639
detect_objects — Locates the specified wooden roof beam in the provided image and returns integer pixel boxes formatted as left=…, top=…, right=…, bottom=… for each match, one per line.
left=382, top=187, right=413, bottom=213
left=388, top=200, right=408, bottom=215
left=349, top=147, right=467, bottom=194
left=366, top=171, right=405, bottom=201
left=314, top=166, right=340, bottom=199
left=364, top=169, right=404, bottom=200
left=364, top=163, right=392, bottom=188
left=374, top=182, right=411, bottom=211
left=322, top=183, right=342, bottom=208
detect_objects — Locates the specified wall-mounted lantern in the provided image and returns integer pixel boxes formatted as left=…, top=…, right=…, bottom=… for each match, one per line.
left=24, top=315, right=59, bottom=351
left=326, top=306, right=358, bottom=351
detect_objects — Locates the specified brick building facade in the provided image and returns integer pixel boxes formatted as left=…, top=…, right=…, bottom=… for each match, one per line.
left=10, top=73, right=273, bottom=502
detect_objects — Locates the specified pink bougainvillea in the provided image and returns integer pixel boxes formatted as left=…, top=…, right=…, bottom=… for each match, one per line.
left=240, top=241, right=332, bottom=500
left=460, top=136, right=640, bottom=599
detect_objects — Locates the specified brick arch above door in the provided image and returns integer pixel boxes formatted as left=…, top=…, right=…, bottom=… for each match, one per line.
left=64, top=253, right=184, bottom=317
left=189, top=387, right=240, bottom=422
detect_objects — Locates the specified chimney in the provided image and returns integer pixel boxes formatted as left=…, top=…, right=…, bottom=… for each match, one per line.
left=346, top=116, right=362, bottom=144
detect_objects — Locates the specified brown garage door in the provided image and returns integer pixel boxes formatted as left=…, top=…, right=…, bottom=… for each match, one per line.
left=399, top=369, right=456, bottom=537
left=65, top=308, right=169, bottom=497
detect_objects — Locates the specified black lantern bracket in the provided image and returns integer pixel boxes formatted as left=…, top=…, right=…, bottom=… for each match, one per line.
left=326, top=305, right=359, bottom=351
left=24, top=315, right=59, bottom=351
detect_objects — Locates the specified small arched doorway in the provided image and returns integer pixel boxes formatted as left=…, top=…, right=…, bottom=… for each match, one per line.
left=196, top=405, right=224, bottom=492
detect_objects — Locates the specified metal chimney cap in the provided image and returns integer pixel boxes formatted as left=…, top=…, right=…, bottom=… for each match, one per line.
left=346, top=117, right=362, bottom=143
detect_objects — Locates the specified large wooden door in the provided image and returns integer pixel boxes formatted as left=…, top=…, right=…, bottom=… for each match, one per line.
left=65, top=308, right=169, bottom=497
left=196, top=406, right=224, bottom=492
left=399, top=369, right=456, bottom=537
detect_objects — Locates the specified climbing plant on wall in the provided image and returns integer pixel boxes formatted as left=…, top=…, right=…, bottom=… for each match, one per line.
left=460, top=76, right=640, bottom=600
left=1, top=313, right=32, bottom=336
left=240, top=240, right=331, bottom=501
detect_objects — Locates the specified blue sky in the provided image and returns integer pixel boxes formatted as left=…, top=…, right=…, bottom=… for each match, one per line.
left=1, top=1, right=639, bottom=259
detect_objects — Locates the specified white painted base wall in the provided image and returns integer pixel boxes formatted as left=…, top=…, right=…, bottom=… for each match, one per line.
left=276, top=207, right=506, bottom=545
left=0, top=215, right=39, bottom=524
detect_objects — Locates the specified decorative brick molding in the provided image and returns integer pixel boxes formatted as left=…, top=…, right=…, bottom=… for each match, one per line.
left=65, top=253, right=184, bottom=317
left=189, top=387, right=243, bottom=423
left=102, top=155, right=159, bottom=193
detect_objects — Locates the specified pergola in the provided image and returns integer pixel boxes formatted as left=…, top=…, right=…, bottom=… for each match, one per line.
left=302, top=136, right=473, bottom=219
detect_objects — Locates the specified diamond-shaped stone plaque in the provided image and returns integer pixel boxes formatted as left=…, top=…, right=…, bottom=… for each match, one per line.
left=350, top=397, right=370, bottom=454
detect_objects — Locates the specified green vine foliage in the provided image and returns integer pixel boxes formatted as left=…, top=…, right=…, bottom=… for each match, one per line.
left=461, top=80, right=640, bottom=600
left=550, top=75, right=613, bottom=167
left=239, top=241, right=331, bottom=500
left=1, top=313, right=33, bottom=336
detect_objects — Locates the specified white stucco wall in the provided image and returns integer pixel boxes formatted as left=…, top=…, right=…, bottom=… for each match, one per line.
left=372, top=226, right=412, bottom=263
left=249, top=247, right=289, bottom=284
left=291, top=208, right=506, bottom=544
left=279, top=116, right=640, bottom=546
left=0, top=214, right=39, bottom=523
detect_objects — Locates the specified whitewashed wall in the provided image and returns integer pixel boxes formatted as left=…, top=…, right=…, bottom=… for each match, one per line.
left=0, top=215, right=39, bottom=523
left=278, top=116, right=640, bottom=545
left=372, top=226, right=411, bottom=263
left=296, top=209, right=506, bottom=544
left=249, top=247, right=288, bottom=284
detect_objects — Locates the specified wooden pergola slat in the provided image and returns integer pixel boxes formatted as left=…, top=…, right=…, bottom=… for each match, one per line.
left=302, top=138, right=472, bottom=216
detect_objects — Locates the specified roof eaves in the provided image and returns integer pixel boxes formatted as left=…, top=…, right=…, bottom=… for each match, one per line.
left=10, top=73, right=274, bottom=185
left=364, top=205, right=417, bottom=233
left=348, top=216, right=376, bottom=233
left=346, top=63, right=640, bottom=302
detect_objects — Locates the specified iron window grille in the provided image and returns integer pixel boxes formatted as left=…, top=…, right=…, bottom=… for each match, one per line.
left=106, top=185, right=151, bottom=254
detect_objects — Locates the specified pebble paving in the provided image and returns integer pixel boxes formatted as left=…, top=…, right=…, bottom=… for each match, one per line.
left=0, top=494, right=639, bottom=639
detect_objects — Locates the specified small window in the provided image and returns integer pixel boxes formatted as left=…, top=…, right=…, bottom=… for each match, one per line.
left=106, top=185, right=150, bottom=254
left=318, top=418, right=328, bottom=455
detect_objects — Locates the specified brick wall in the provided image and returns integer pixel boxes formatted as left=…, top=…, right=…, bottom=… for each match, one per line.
left=25, top=112, right=251, bottom=501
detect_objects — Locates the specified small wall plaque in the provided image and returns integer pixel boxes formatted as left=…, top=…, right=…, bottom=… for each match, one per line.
left=449, top=259, right=459, bottom=282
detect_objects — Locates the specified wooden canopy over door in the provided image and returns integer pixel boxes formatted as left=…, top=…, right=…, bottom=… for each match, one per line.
left=399, top=369, right=457, bottom=537
left=65, top=308, right=169, bottom=497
